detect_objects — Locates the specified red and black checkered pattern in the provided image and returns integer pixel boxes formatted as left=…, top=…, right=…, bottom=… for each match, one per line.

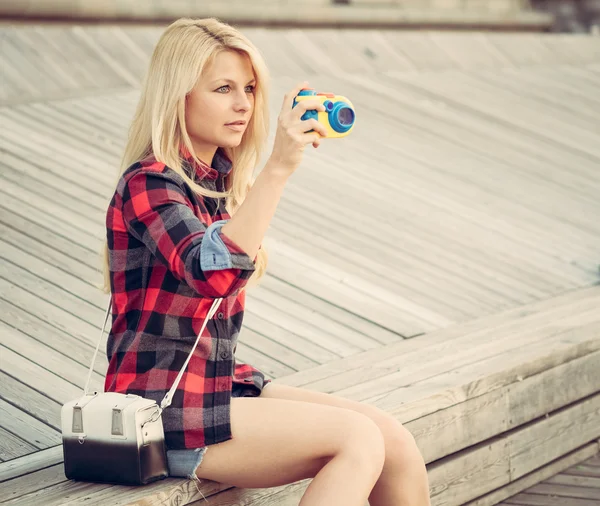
left=104, top=147, right=271, bottom=449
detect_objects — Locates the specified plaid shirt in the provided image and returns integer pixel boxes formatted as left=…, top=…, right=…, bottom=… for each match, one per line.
left=104, top=146, right=271, bottom=449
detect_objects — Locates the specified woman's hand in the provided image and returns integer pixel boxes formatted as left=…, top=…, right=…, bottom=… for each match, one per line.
left=265, top=81, right=329, bottom=180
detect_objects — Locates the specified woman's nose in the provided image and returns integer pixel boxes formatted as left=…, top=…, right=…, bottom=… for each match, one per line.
left=234, top=91, right=251, bottom=111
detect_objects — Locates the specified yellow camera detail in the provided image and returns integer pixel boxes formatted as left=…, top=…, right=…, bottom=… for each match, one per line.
left=293, top=88, right=356, bottom=138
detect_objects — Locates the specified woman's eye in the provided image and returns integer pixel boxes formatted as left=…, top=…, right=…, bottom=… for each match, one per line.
left=216, top=85, right=255, bottom=93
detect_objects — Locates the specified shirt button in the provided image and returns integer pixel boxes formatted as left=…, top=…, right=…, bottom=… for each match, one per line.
left=220, top=350, right=229, bottom=359
left=217, top=312, right=224, bottom=319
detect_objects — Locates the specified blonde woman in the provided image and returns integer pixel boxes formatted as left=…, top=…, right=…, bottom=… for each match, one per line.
left=103, top=17, right=431, bottom=506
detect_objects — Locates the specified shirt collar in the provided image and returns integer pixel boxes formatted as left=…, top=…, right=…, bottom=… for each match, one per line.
left=180, top=144, right=233, bottom=181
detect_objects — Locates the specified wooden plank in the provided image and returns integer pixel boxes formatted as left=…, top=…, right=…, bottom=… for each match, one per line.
left=234, top=341, right=295, bottom=379
left=0, top=345, right=82, bottom=404
left=0, top=399, right=61, bottom=450
left=0, top=428, right=37, bottom=463
left=463, top=444, right=600, bottom=506
left=0, top=298, right=107, bottom=377
left=340, top=72, right=600, bottom=241
left=0, top=35, right=43, bottom=98
left=405, top=350, right=600, bottom=463
left=29, top=26, right=98, bottom=89
left=278, top=286, right=600, bottom=388
left=0, top=259, right=105, bottom=338
left=0, top=445, right=63, bottom=482
left=509, top=395, right=600, bottom=481
left=0, top=117, right=117, bottom=192
left=0, top=222, right=102, bottom=285
left=428, top=394, right=600, bottom=506
left=374, top=320, right=600, bottom=418
left=563, top=464, right=600, bottom=479
left=546, top=472, right=600, bottom=487
left=265, top=237, right=439, bottom=335
left=258, top=274, right=401, bottom=345
left=362, top=68, right=599, bottom=187
left=0, top=476, right=116, bottom=506
left=242, top=309, right=340, bottom=363
left=0, top=278, right=101, bottom=346
left=1, top=150, right=107, bottom=215
left=301, top=300, right=600, bottom=402
left=287, top=149, right=594, bottom=296
left=526, top=482, right=600, bottom=500
left=244, top=292, right=369, bottom=356
left=270, top=206, right=506, bottom=318
left=0, top=179, right=102, bottom=239
left=390, top=71, right=600, bottom=164
left=250, top=283, right=386, bottom=349
left=502, top=494, right=599, bottom=506
left=0, top=322, right=104, bottom=395
left=271, top=207, right=522, bottom=317
left=0, top=192, right=100, bottom=253
left=0, top=239, right=106, bottom=312
left=0, top=116, right=115, bottom=190
left=70, top=26, right=139, bottom=88
left=47, top=98, right=130, bottom=145
left=0, top=372, right=63, bottom=431
left=8, top=29, right=73, bottom=94
left=236, top=326, right=318, bottom=372
left=0, top=463, right=68, bottom=503
left=0, top=209, right=101, bottom=271
left=585, top=456, right=600, bottom=467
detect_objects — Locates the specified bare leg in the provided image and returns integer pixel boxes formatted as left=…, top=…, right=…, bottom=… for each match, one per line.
left=194, top=396, right=385, bottom=506
left=261, top=383, right=432, bottom=506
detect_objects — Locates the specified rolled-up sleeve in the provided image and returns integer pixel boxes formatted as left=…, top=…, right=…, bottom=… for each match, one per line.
left=122, top=169, right=255, bottom=298
left=201, top=220, right=257, bottom=272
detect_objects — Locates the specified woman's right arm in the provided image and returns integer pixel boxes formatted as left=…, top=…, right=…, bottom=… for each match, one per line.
left=220, top=81, right=329, bottom=260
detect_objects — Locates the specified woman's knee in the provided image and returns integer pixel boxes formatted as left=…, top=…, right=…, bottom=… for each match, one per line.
left=370, top=409, right=425, bottom=469
left=337, top=410, right=386, bottom=474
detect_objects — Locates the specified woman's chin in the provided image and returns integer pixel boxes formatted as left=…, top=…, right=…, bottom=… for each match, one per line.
left=221, top=137, right=244, bottom=148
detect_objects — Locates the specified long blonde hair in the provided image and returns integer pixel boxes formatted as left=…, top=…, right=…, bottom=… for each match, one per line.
left=102, top=17, right=270, bottom=293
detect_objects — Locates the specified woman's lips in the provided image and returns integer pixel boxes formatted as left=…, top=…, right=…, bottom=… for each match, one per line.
left=225, top=123, right=245, bottom=132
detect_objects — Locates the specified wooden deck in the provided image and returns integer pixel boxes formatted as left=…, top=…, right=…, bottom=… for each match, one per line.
left=0, top=22, right=599, bottom=505
left=498, top=454, right=600, bottom=506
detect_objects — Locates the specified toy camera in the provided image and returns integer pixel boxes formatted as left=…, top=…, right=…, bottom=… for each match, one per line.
left=292, top=88, right=356, bottom=138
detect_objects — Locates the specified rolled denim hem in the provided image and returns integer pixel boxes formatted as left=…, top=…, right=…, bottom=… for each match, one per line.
left=166, top=447, right=209, bottom=479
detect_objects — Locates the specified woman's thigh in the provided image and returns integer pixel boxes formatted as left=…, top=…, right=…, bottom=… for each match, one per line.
left=261, top=383, right=382, bottom=420
left=193, top=395, right=383, bottom=489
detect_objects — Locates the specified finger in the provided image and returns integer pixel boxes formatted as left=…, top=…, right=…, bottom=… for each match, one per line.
left=292, top=99, right=326, bottom=120
left=300, top=131, right=322, bottom=145
left=298, top=118, right=328, bottom=137
left=281, top=81, right=309, bottom=113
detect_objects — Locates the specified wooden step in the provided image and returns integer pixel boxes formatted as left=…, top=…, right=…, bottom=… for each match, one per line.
left=1, top=286, right=597, bottom=505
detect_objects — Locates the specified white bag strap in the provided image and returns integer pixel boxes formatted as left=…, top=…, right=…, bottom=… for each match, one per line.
left=83, top=296, right=222, bottom=412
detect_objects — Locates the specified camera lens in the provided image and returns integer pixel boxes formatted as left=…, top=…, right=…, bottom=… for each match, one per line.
left=337, top=107, right=355, bottom=126
left=329, top=102, right=355, bottom=133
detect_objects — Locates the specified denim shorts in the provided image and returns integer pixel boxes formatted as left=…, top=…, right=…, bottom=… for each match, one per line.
left=167, top=381, right=272, bottom=479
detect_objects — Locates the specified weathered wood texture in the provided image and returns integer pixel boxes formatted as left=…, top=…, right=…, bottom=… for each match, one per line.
left=0, top=0, right=553, bottom=29
left=3, top=25, right=600, bottom=106
left=496, top=452, right=600, bottom=506
left=0, top=22, right=599, bottom=506
left=2, top=287, right=598, bottom=504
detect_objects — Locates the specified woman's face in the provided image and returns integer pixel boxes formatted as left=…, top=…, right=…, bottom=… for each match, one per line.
left=185, top=50, right=256, bottom=164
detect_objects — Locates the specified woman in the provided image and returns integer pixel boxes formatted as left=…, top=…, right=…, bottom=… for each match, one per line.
left=103, top=17, right=431, bottom=506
